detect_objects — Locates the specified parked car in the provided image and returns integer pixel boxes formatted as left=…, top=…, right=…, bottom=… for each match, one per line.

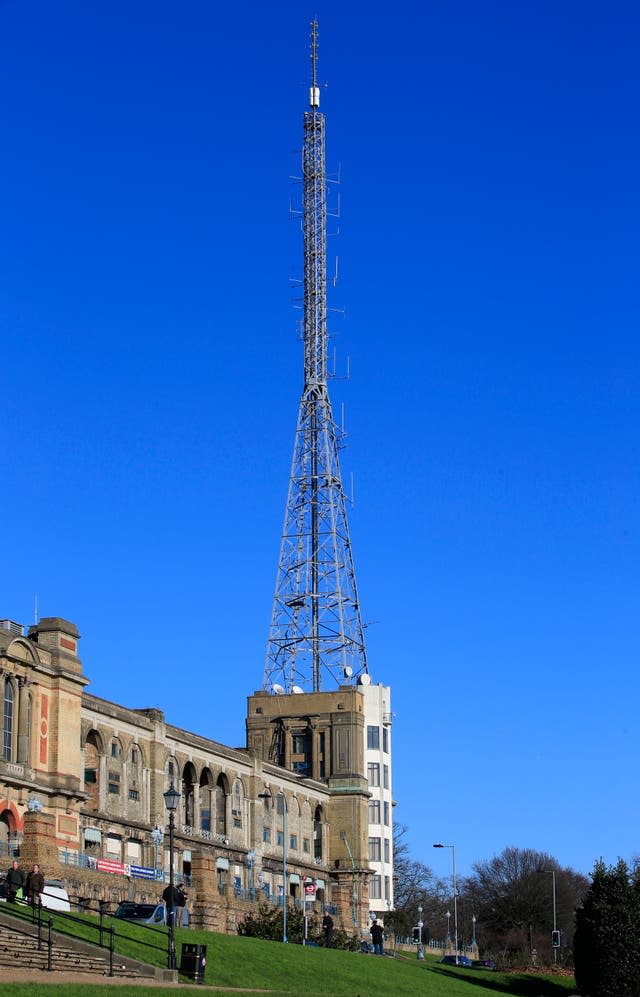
left=114, top=902, right=166, bottom=925
left=42, top=879, right=71, bottom=912
left=472, top=958, right=496, bottom=970
left=440, top=954, right=473, bottom=967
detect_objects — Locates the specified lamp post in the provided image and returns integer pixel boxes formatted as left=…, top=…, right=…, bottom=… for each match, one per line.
left=472, top=914, right=477, bottom=946
left=446, top=910, right=451, bottom=943
left=434, top=843, right=458, bottom=965
left=259, top=791, right=287, bottom=943
left=151, top=825, right=163, bottom=877
left=163, top=782, right=181, bottom=970
left=417, top=904, right=424, bottom=960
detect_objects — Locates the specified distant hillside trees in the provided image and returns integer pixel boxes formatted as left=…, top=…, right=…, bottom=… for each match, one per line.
left=574, top=858, right=640, bottom=997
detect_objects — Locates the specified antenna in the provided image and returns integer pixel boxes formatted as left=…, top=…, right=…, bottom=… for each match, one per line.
left=309, top=20, right=320, bottom=108
left=263, top=21, right=369, bottom=694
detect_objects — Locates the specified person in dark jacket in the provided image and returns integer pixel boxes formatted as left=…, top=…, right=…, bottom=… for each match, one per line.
left=162, top=883, right=182, bottom=927
left=176, top=883, right=188, bottom=926
left=26, top=863, right=44, bottom=906
left=5, top=860, right=25, bottom=901
left=322, top=912, right=334, bottom=948
left=371, top=919, right=385, bottom=956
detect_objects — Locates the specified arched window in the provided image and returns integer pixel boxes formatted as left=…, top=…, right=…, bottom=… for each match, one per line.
left=182, top=763, right=197, bottom=828
left=3, top=679, right=14, bottom=761
left=215, top=774, right=229, bottom=837
left=232, top=780, right=244, bottom=829
left=84, top=730, right=103, bottom=811
left=199, top=768, right=213, bottom=832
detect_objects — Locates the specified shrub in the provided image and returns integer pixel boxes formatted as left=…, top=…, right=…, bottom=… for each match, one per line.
left=237, top=903, right=358, bottom=950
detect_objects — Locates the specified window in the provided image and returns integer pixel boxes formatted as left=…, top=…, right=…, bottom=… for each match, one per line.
left=276, top=830, right=284, bottom=847
left=292, top=733, right=310, bottom=754
left=370, top=875, right=382, bottom=899
left=84, top=768, right=97, bottom=784
left=289, top=834, right=297, bottom=851
left=111, top=741, right=119, bottom=758
left=262, top=826, right=271, bottom=844
left=383, top=764, right=389, bottom=789
left=367, top=726, right=380, bottom=750
left=168, top=761, right=175, bottom=779
left=201, top=808, right=211, bottom=832
left=368, top=799, right=380, bottom=824
left=367, top=762, right=380, bottom=787
left=131, top=747, right=139, bottom=765
left=106, top=835, right=121, bottom=855
left=108, top=771, right=120, bottom=795
left=129, top=789, right=139, bottom=801
left=3, top=679, right=13, bottom=761
left=303, top=837, right=310, bottom=854
left=232, top=781, right=243, bottom=827
left=383, top=727, right=389, bottom=753
left=369, top=837, right=381, bottom=862
left=384, top=838, right=390, bottom=863
left=383, top=801, right=390, bottom=826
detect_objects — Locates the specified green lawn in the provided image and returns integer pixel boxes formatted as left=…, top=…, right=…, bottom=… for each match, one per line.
left=1, top=905, right=578, bottom=996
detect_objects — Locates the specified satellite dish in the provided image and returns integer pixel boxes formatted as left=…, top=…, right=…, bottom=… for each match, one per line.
left=358, top=673, right=371, bottom=686
left=272, top=683, right=285, bottom=695
left=292, top=685, right=304, bottom=694
left=343, top=666, right=353, bottom=678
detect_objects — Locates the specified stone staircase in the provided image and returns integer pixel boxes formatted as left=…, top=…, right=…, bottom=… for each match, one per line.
left=0, top=919, right=161, bottom=981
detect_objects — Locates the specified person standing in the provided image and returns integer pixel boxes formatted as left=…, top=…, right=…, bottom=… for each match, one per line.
left=322, top=911, right=334, bottom=948
left=162, top=882, right=181, bottom=927
left=371, top=919, right=385, bottom=956
left=176, top=883, right=187, bottom=927
left=26, top=863, right=44, bottom=906
left=5, top=860, right=25, bottom=901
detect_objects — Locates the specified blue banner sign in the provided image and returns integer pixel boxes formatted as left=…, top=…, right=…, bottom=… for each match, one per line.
left=129, top=865, right=156, bottom=880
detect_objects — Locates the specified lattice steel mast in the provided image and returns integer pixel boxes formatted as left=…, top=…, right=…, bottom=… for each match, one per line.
left=263, top=21, right=369, bottom=694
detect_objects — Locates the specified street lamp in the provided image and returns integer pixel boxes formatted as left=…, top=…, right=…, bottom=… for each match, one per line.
left=163, top=782, right=181, bottom=970
left=472, top=914, right=477, bottom=946
left=151, top=825, right=163, bottom=876
left=446, top=909, right=451, bottom=942
left=259, top=791, right=287, bottom=943
left=434, top=843, right=458, bottom=965
left=417, top=904, right=424, bottom=960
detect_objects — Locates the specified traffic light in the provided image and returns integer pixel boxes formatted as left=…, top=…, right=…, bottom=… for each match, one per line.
left=412, top=926, right=421, bottom=944
left=551, top=930, right=561, bottom=948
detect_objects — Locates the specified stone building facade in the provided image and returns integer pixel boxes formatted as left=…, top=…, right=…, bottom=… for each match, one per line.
left=0, top=616, right=385, bottom=933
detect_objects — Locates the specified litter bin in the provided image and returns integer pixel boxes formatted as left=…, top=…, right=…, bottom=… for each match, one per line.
left=180, top=943, right=207, bottom=983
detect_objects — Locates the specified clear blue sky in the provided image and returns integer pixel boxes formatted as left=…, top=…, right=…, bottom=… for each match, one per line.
left=2, top=1, right=639, bottom=880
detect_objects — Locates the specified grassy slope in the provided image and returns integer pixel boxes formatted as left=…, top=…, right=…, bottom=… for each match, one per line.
left=0, top=905, right=578, bottom=996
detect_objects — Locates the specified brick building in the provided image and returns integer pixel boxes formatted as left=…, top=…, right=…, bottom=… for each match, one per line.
left=0, top=616, right=392, bottom=933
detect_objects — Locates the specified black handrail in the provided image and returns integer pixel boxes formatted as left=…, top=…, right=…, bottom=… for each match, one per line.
left=3, top=893, right=173, bottom=963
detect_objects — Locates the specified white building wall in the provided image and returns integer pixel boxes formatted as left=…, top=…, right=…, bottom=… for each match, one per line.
left=362, top=681, right=394, bottom=915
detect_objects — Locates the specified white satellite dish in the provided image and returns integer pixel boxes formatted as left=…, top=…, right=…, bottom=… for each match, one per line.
left=358, top=673, right=371, bottom=686
left=292, top=685, right=304, bottom=694
left=343, top=666, right=353, bottom=678
left=272, top=683, right=285, bottom=695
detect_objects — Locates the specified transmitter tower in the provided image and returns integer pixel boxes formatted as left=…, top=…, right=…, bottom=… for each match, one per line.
left=264, top=22, right=369, bottom=694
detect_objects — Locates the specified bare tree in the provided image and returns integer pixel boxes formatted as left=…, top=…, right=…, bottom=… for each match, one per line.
left=462, top=846, right=589, bottom=963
